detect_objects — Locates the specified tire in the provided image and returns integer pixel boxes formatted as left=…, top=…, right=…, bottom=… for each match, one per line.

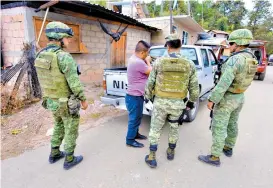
left=258, top=71, right=266, bottom=81
left=184, top=99, right=200, bottom=122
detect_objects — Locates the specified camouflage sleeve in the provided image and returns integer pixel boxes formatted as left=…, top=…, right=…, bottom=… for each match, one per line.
left=57, top=52, right=86, bottom=101
left=188, top=61, right=199, bottom=102
left=144, top=59, right=158, bottom=100
left=209, top=56, right=240, bottom=104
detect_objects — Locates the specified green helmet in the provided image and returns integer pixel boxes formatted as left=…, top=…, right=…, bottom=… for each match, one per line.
left=45, top=21, right=74, bottom=40
left=228, top=29, right=253, bottom=45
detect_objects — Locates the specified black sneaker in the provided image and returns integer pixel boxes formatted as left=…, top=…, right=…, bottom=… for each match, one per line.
left=49, top=151, right=65, bottom=164
left=145, top=154, right=157, bottom=168
left=63, top=155, right=83, bottom=170
left=166, top=148, right=175, bottom=160
left=223, top=148, right=233, bottom=157
left=198, top=155, right=221, bottom=167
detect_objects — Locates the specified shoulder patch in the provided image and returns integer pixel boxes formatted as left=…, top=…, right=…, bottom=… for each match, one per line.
left=227, top=55, right=241, bottom=66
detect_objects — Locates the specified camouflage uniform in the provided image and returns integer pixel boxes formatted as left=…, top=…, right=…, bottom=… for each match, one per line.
left=198, top=29, right=258, bottom=166
left=145, top=34, right=199, bottom=168
left=35, top=22, right=86, bottom=169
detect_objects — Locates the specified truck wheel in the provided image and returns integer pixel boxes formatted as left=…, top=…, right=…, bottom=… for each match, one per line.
left=184, top=99, right=200, bottom=122
left=258, top=72, right=266, bottom=81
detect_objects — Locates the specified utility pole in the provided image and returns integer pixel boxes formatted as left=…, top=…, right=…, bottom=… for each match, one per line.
left=170, top=0, right=173, bottom=33
left=187, top=0, right=191, bottom=16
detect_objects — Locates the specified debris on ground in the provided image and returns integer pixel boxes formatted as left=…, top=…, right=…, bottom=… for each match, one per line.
left=1, top=86, right=126, bottom=160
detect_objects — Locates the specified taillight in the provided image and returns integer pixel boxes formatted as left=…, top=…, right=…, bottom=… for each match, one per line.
left=102, top=76, right=106, bottom=92
left=262, top=60, right=267, bottom=66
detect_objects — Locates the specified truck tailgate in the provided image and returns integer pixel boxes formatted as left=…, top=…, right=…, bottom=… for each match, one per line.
left=105, top=72, right=128, bottom=97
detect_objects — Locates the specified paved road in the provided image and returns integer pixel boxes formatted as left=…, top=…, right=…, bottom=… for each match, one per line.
left=2, top=67, right=273, bottom=188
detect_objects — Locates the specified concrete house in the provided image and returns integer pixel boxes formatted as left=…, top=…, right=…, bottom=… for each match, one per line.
left=207, top=30, right=229, bottom=39
left=138, top=15, right=204, bottom=46
left=1, top=1, right=157, bottom=86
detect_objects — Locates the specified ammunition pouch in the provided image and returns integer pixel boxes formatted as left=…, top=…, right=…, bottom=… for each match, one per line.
left=67, top=95, right=81, bottom=115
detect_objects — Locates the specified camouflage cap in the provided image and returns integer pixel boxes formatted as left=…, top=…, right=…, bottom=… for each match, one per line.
left=164, top=33, right=180, bottom=47
left=165, top=33, right=180, bottom=42
left=45, top=21, right=74, bottom=40
left=228, top=29, right=253, bottom=45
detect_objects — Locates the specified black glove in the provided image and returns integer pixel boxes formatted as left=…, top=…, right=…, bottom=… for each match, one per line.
left=186, top=101, right=195, bottom=109
left=77, top=65, right=81, bottom=75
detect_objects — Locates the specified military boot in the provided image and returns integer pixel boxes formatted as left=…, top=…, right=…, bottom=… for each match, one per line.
left=166, top=143, right=176, bottom=160
left=223, top=146, right=233, bottom=157
left=198, top=155, right=221, bottom=167
left=63, top=152, right=83, bottom=170
left=49, top=146, right=65, bottom=164
left=145, top=145, right=157, bottom=168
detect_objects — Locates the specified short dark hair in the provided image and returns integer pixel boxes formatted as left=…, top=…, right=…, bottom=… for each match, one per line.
left=165, top=39, right=182, bottom=49
left=135, top=40, right=151, bottom=52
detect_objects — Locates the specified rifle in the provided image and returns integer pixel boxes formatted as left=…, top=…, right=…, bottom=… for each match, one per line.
left=167, top=97, right=194, bottom=126
left=209, top=103, right=215, bottom=130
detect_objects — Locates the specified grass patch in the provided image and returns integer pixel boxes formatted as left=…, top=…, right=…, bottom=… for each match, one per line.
left=88, top=98, right=95, bottom=104
left=89, top=113, right=101, bottom=119
left=97, top=91, right=105, bottom=98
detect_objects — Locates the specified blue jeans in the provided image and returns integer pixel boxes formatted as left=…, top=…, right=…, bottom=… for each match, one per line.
left=125, top=94, right=144, bottom=144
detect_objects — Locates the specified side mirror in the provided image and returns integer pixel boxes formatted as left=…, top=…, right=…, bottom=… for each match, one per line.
left=195, top=65, right=202, bottom=70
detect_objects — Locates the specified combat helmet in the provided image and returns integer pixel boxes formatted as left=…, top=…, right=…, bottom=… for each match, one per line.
left=228, top=29, right=253, bottom=45
left=45, top=21, right=74, bottom=40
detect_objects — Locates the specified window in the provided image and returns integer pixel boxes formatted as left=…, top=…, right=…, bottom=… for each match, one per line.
left=149, top=48, right=166, bottom=57
left=149, top=47, right=199, bottom=65
left=182, top=31, right=188, bottom=45
left=208, top=49, right=217, bottom=66
left=172, top=25, right=178, bottom=33
left=33, top=17, right=81, bottom=53
left=201, top=49, right=209, bottom=67
left=180, top=48, right=198, bottom=65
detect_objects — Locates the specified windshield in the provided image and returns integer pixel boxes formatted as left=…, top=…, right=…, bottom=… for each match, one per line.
left=149, top=47, right=199, bottom=65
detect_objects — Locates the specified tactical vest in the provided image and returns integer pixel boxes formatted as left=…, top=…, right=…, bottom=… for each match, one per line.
left=228, top=53, right=258, bottom=94
left=34, top=49, right=72, bottom=99
left=154, top=57, right=191, bottom=99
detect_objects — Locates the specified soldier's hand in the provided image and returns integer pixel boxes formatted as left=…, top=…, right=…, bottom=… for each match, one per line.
left=207, top=101, right=214, bottom=110
left=81, top=100, right=88, bottom=110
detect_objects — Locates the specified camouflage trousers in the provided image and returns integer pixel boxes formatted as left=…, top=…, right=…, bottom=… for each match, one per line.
left=46, top=98, right=80, bottom=154
left=211, top=92, right=244, bottom=157
left=149, top=97, right=186, bottom=146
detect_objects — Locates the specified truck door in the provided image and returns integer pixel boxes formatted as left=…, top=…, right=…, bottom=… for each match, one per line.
left=200, top=49, right=214, bottom=92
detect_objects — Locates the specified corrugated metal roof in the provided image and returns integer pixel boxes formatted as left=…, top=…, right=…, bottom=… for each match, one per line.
left=1, top=1, right=158, bottom=31
left=208, top=30, right=229, bottom=35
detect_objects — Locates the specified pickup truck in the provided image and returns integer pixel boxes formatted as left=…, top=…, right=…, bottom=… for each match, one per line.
left=101, top=45, right=218, bottom=122
left=249, top=40, right=268, bottom=81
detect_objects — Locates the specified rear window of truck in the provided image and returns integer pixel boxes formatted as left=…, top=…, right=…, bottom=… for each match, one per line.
left=149, top=47, right=199, bottom=65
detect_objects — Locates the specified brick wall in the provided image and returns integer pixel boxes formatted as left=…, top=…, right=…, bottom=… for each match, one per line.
left=1, top=9, right=26, bottom=67
left=1, top=7, right=30, bottom=102
left=1, top=6, right=151, bottom=87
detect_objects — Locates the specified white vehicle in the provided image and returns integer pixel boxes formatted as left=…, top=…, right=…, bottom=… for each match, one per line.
left=101, top=45, right=218, bottom=122
left=268, top=54, right=273, bottom=66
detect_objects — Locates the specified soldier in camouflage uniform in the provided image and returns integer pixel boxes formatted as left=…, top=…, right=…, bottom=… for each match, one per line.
left=198, top=29, right=258, bottom=167
left=35, top=22, right=88, bottom=170
left=144, top=34, right=199, bottom=168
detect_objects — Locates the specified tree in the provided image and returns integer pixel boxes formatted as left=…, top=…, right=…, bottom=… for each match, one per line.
left=248, top=0, right=272, bottom=36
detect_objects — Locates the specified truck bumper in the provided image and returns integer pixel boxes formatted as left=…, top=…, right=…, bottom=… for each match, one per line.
left=100, top=95, right=152, bottom=116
